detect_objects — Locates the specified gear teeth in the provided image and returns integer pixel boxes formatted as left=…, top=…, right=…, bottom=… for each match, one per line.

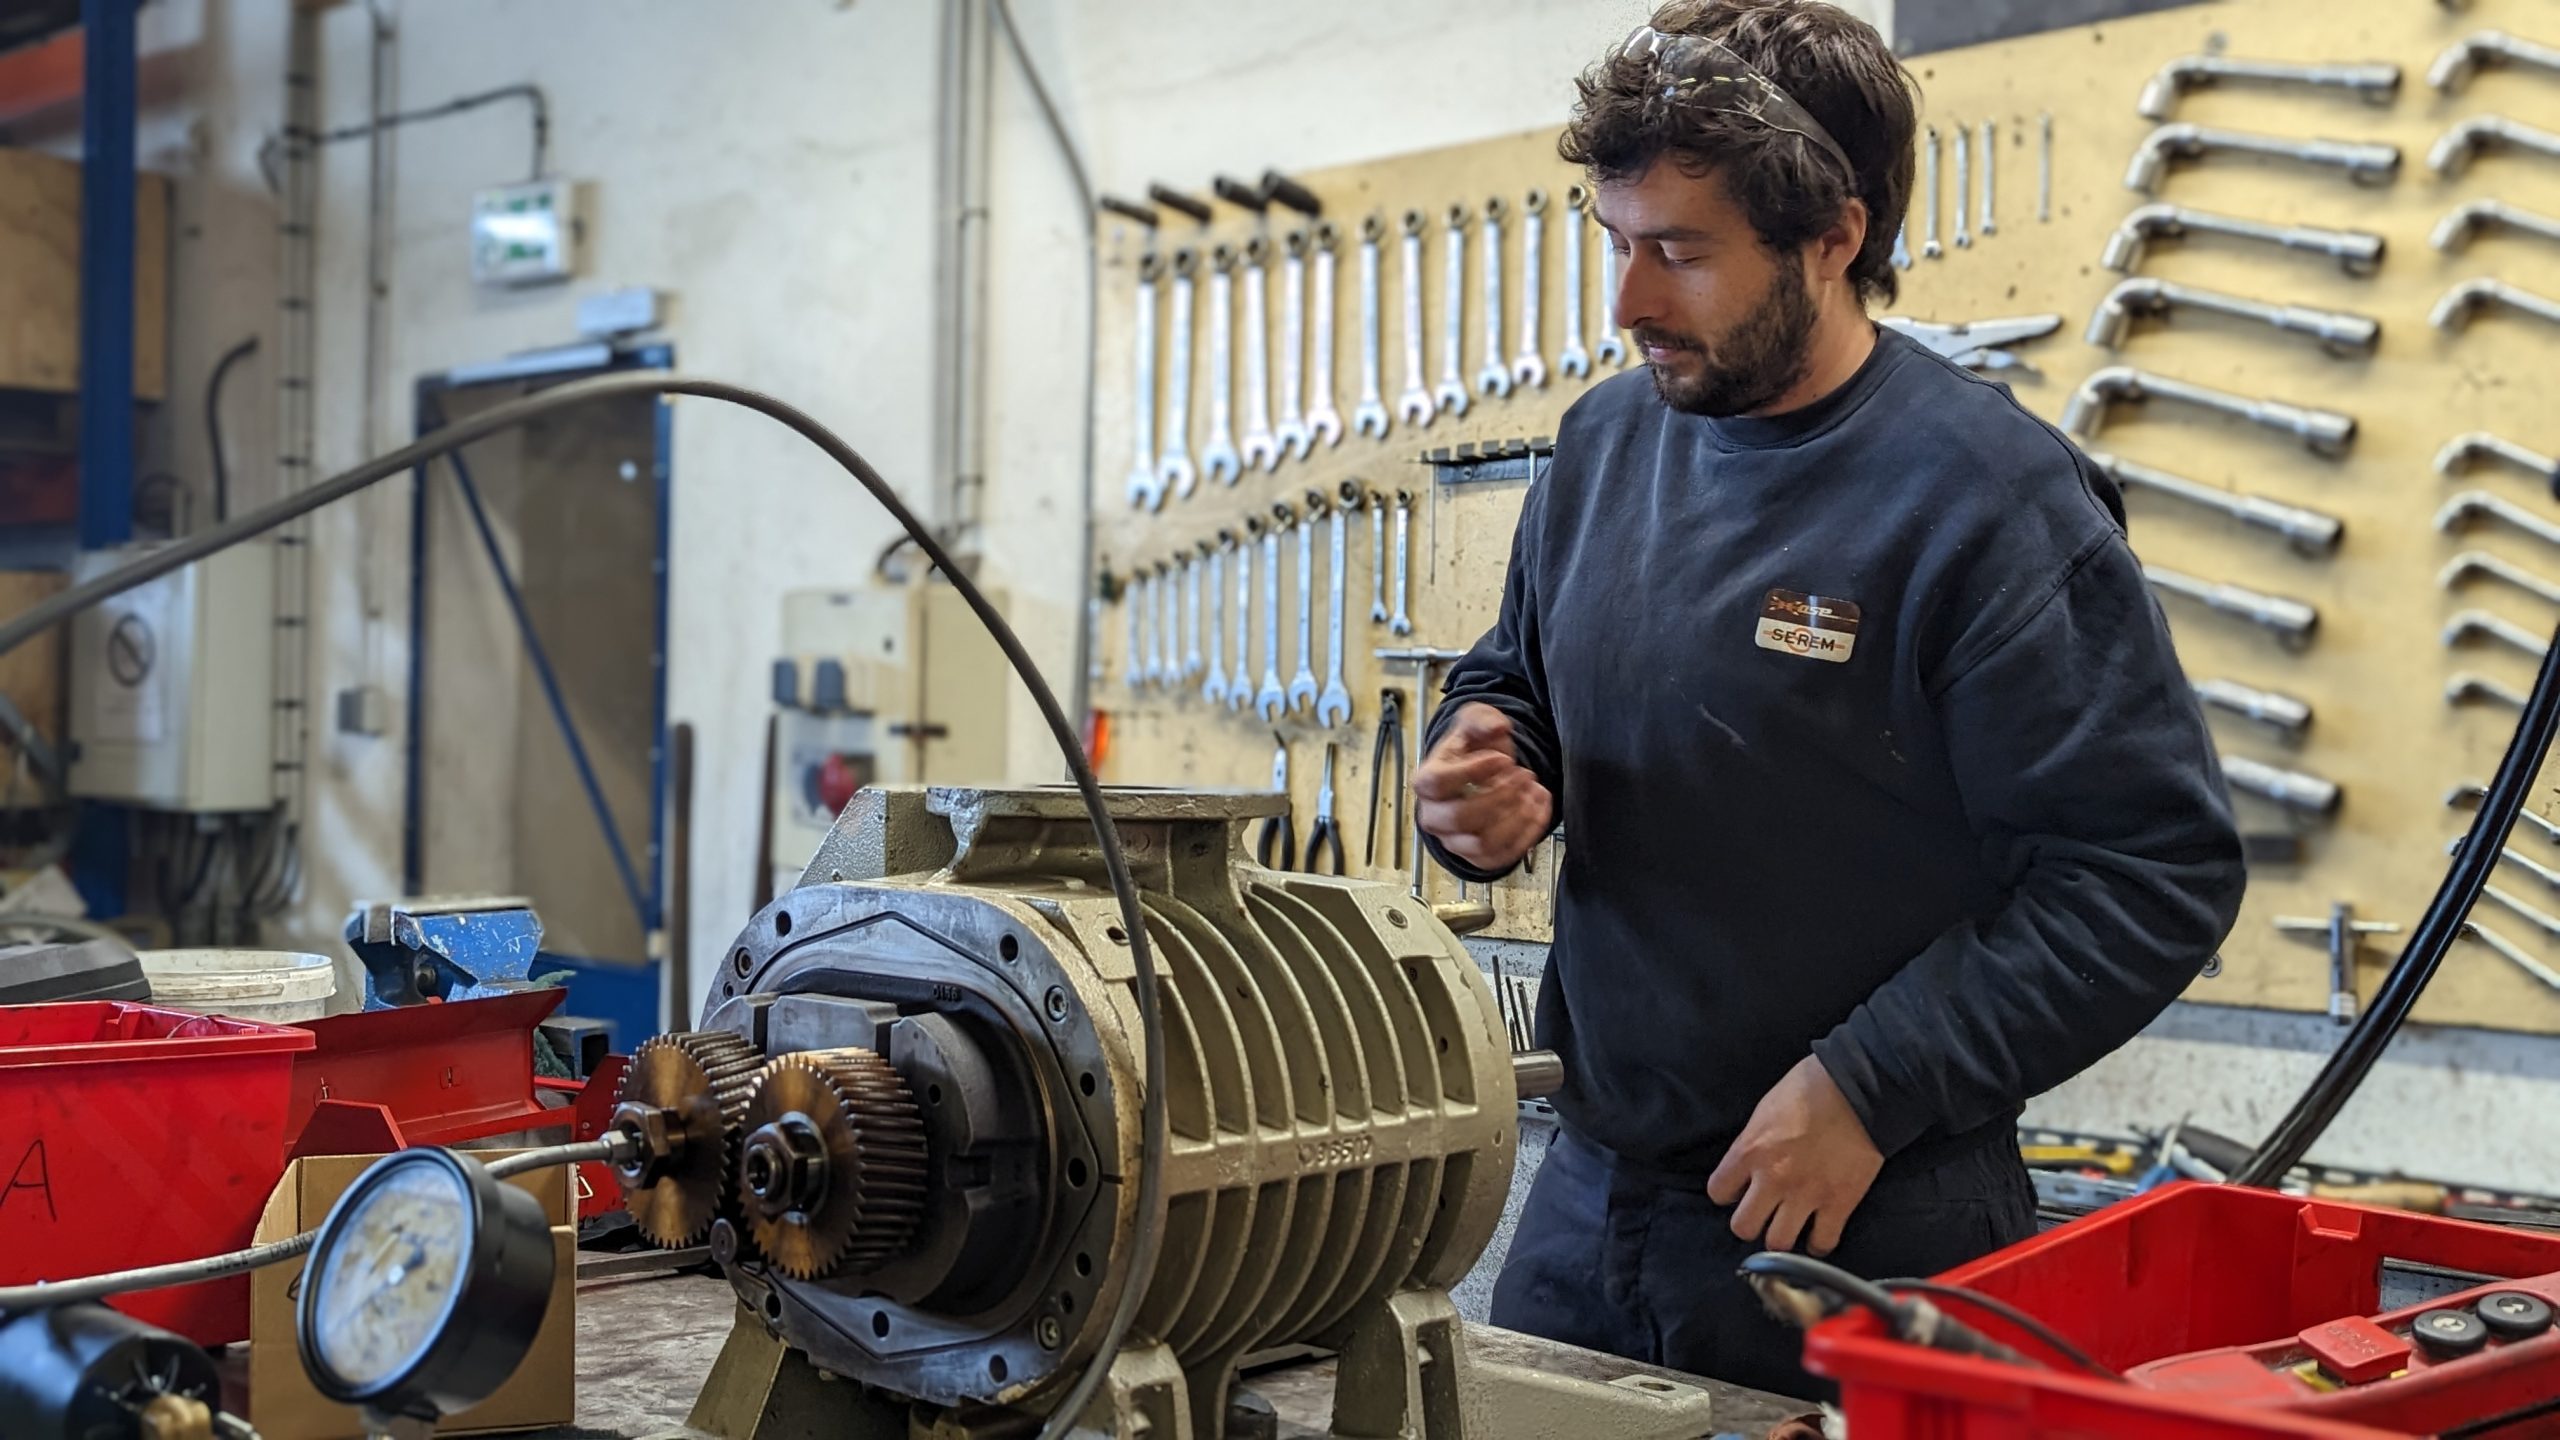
left=738, top=1048, right=932, bottom=1280
left=618, top=1030, right=765, bottom=1249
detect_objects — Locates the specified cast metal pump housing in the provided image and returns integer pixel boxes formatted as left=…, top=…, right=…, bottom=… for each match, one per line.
left=610, top=785, right=1609, bottom=1439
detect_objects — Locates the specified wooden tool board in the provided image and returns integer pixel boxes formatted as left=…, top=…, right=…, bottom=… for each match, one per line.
left=1090, top=0, right=2560, bottom=1036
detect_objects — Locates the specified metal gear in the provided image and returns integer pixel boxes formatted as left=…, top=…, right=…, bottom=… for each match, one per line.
left=612, top=1029, right=764, bottom=1248
left=736, top=1048, right=930, bottom=1281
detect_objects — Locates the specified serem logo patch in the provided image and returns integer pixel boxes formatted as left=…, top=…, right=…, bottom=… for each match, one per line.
left=1755, top=589, right=1861, bottom=664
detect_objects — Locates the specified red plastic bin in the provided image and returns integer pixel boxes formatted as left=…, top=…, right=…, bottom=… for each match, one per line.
left=0, top=1000, right=315, bottom=1345
left=1807, top=1181, right=2560, bottom=1438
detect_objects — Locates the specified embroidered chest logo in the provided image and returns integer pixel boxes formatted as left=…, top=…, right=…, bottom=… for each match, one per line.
left=1755, top=589, right=1861, bottom=664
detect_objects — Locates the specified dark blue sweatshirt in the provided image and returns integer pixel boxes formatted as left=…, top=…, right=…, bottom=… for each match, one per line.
left=1428, top=326, right=2246, bottom=1174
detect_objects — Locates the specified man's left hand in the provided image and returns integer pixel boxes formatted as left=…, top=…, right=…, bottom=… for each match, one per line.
left=1706, top=1054, right=1884, bottom=1256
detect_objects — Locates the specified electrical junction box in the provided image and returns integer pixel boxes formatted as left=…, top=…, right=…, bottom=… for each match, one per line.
left=68, top=541, right=276, bottom=812
left=470, top=178, right=577, bottom=287
left=765, top=581, right=1011, bottom=891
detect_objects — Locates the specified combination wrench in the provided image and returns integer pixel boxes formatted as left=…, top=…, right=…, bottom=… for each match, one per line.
left=1230, top=521, right=1257, bottom=712
left=1139, top=566, right=1163, bottom=686
left=1255, top=510, right=1287, bottom=721
left=1559, top=185, right=1592, bottom=378
left=1200, top=245, right=1242, bottom=485
left=1921, top=125, right=1944, bottom=259
left=1434, top=204, right=1474, bottom=417
left=1390, top=488, right=1416, bottom=637
left=1980, top=119, right=1998, bottom=237
left=1289, top=494, right=1323, bottom=714
left=1317, top=481, right=1357, bottom=727
left=1953, top=122, right=1973, bottom=249
left=1120, top=571, right=1141, bottom=692
left=1126, top=253, right=1163, bottom=509
left=1367, top=486, right=1389, bottom=623
left=1158, top=560, right=1180, bottom=687
left=1513, top=188, right=1549, bottom=390
left=1275, top=229, right=1313, bottom=462
left=1305, top=222, right=1345, bottom=449
left=1238, top=237, right=1280, bottom=472
left=1352, top=215, right=1392, bottom=440
left=1181, top=549, right=1204, bottom=680
left=1202, top=539, right=1228, bottom=706
left=1595, top=223, right=1626, bottom=366
left=1395, top=211, right=1436, bottom=427
left=1156, top=248, right=1199, bottom=501
left=1477, top=196, right=1514, bottom=399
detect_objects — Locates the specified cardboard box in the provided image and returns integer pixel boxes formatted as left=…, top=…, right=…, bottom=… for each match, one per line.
left=249, top=1152, right=576, bottom=1439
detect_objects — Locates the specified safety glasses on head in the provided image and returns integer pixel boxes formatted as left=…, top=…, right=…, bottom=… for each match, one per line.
left=1614, top=24, right=1857, bottom=183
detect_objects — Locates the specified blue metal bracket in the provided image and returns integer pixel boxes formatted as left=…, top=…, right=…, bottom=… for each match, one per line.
left=76, top=0, right=137, bottom=550
left=343, top=897, right=545, bottom=1008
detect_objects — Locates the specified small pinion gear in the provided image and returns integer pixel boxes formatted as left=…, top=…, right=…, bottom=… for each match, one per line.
left=613, top=1030, right=764, bottom=1247
left=735, top=1047, right=930, bottom=1281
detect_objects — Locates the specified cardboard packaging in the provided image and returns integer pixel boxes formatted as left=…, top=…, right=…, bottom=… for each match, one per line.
left=249, top=1151, right=576, bottom=1439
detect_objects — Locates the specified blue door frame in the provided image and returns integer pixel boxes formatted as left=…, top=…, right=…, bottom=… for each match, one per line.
left=402, top=342, right=675, bottom=1046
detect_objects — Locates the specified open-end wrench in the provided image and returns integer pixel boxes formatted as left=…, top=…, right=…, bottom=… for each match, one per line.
left=1366, top=485, right=1389, bottom=623
left=1275, top=229, right=1313, bottom=462
left=1202, top=540, right=1228, bottom=706
left=1289, top=493, right=1323, bottom=714
left=1595, top=223, right=1627, bottom=367
left=1954, top=123, right=1974, bottom=249
left=1256, top=510, right=1286, bottom=721
left=1477, top=196, right=1514, bottom=399
left=1120, top=572, right=1142, bottom=692
left=1127, top=253, right=1164, bottom=509
left=1980, top=119, right=1998, bottom=237
left=1200, top=245, right=1242, bottom=485
left=1922, top=126, right=1944, bottom=259
left=1513, top=188, right=1549, bottom=390
left=1391, top=488, right=1416, bottom=637
left=1892, top=220, right=1913, bottom=269
left=1239, top=237, right=1280, bottom=473
left=1305, top=222, right=1345, bottom=449
left=1156, top=248, right=1199, bottom=501
left=1435, top=204, right=1474, bottom=417
left=1181, top=550, right=1204, bottom=680
left=1353, top=215, right=1392, bottom=440
left=1230, top=522, right=1256, bottom=711
left=1559, top=185, right=1592, bottom=378
left=1395, top=211, right=1435, bottom=428
left=1318, top=482, right=1356, bottom=727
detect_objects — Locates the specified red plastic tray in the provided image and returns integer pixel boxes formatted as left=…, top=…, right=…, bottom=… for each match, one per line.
left=1806, top=1182, right=2560, bottom=1438
left=0, top=1000, right=314, bottom=1344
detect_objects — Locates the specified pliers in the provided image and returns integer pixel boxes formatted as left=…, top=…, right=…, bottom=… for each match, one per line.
left=1304, top=743, right=1345, bottom=875
left=1256, top=737, right=1295, bottom=870
left=1367, top=690, right=1407, bottom=869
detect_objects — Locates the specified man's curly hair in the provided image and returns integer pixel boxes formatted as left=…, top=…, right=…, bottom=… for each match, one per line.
left=1561, top=1, right=1919, bottom=306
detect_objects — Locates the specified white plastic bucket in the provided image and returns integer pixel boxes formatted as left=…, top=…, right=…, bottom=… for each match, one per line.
left=138, top=948, right=337, bottom=1024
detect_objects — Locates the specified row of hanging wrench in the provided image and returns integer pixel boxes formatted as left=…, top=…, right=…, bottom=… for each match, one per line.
left=1124, top=189, right=1630, bottom=510
left=1117, top=486, right=1418, bottom=727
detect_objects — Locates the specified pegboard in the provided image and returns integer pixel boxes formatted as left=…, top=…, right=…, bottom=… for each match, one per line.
left=1089, top=0, right=2560, bottom=1036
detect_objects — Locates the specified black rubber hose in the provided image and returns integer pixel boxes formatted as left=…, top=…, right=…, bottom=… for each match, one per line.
left=205, top=335, right=260, bottom=524
left=0, top=374, right=1169, bottom=1440
left=2233, top=621, right=2560, bottom=1187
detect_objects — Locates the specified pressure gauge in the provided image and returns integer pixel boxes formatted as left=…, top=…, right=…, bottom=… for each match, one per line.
left=296, top=1148, right=555, bottom=1427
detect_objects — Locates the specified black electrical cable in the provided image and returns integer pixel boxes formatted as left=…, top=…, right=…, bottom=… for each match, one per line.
left=313, top=82, right=550, bottom=182
left=205, top=335, right=260, bottom=524
left=2233, top=626, right=2560, bottom=1188
left=0, top=375, right=1170, bottom=1440
left=1881, top=1278, right=2124, bottom=1380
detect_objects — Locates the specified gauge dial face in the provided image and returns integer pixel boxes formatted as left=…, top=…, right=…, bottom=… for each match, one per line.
left=309, top=1158, right=471, bottom=1390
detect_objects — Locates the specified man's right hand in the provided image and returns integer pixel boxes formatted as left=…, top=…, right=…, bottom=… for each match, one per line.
left=1413, top=703, right=1555, bottom=873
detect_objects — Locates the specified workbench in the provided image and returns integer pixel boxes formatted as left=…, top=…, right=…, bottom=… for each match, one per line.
left=549, top=1269, right=1809, bottom=1439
